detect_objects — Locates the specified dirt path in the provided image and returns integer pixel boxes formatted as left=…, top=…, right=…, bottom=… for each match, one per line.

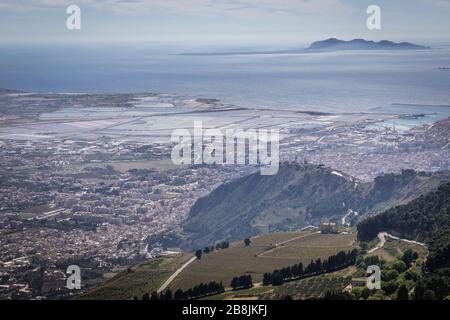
left=368, top=232, right=427, bottom=254
left=368, top=232, right=387, bottom=253
left=383, top=233, right=427, bottom=247
left=258, top=231, right=320, bottom=257
left=157, top=256, right=197, bottom=293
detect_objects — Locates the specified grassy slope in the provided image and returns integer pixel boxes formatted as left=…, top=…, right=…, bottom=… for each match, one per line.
left=81, top=230, right=429, bottom=300
left=79, top=253, right=193, bottom=300
left=203, top=238, right=428, bottom=300
left=368, top=238, right=428, bottom=263
left=169, top=231, right=356, bottom=291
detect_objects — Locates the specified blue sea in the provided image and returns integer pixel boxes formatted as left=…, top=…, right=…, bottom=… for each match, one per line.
left=1, top=44, right=450, bottom=116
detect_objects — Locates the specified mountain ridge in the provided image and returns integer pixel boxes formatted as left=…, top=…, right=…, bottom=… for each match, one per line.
left=179, top=38, right=429, bottom=56
left=161, top=164, right=450, bottom=249
left=308, top=38, right=428, bottom=51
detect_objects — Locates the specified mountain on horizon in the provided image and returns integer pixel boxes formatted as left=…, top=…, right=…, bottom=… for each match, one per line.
left=308, top=38, right=429, bottom=51
left=180, top=38, right=429, bottom=56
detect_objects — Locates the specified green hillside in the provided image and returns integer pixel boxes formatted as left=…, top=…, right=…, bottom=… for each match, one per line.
left=358, top=182, right=450, bottom=299
left=80, top=230, right=357, bottom=300
left=79, top=254, right=192, bottom=300
left=169, top=231, right=356, bottom=291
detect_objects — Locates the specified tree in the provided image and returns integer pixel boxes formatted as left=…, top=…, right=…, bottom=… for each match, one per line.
left=382, top=280, right=399, bottom=295
left=360, top=242, right=369, bottom=251
left=396, top=284, right=409, bottom=300
left=164, top=289, right=173, bottom=300
left=244, top=238, right=251, bottom=246
left=230, top=277, right=239, bottom=290
left=361, top=287, right=371, bottom=300
left=315, top=258, right=323, bottom=273
left=414, top=284, right=425, bottom=300
left=392, top=260, right=407, bottom=273
left=305, top=260, right=315, bottom=274
left=384, top=269, right=399, bottom=281
left=402, top=249, right=418, bottom=267
left=242, top=275, right=253, bottom=288
left=404, top=268, right=421, bottom=281
left=368, top=292, right=385, bottom=300
left=291, top=264, right=299, bottom=277
left=281, top=267, right=291, bottom=279
left=324, top=291, right=353, bottom=300
left=298, top=263, right=304, bottom=276
left=272, top=272, right=283, bottom=286
left=174, top=289, right=184, bottom=300
left=423, top=289, right=435, bottom=300
left=195, top=249, right=202, bottom=260
left=150, top=291, right=159, bottom=300
left=263, top=273, right=271, bottom=286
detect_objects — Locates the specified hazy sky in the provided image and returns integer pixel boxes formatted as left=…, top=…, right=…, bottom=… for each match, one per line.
left=1, top=0, right=450, bottom=47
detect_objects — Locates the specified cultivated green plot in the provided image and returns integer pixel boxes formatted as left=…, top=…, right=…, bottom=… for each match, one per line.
left=169, top=231, right=356, bottom=291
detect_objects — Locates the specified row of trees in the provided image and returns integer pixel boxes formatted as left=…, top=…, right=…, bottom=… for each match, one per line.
left=141, top=281, right=225, bottom=300
left=263, top=249, right=358, bottom=286
left=141, top=291, right=171, bottom=301
left=230, top=275, right=253, bottom=290
left=195, top=241, right=230, bottom=259
left=174, top=281, right=225, bottom=300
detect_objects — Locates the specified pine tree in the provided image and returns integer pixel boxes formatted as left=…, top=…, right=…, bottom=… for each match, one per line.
left=150, top=291, right=158, bottom=300
left=230, top=277, right=239, bottom=289
left=164, top=289, right=173, bottom=300
left=396, top=284, right=409, bottom=300
left=263, top=272, right=271, bottom=285
left=174, top=289, right=184, bottom=300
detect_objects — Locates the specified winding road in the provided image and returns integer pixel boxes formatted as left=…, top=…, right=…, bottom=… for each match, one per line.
left=368, top=232, right=427, bottom=254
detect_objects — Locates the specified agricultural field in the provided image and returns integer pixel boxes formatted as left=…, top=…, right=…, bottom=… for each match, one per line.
left=368, top=238, right=428, bottom=263
left=169, top=231, right=357, bottom=291
left=260, top=232, right=355, bottom=260
left=272, top=273, right=353, bottom=300
left=205, top=266, right=357, bottom=300
left=201, top=286, right=275, bottom=300
left=79, top=253, right=192, bottom=300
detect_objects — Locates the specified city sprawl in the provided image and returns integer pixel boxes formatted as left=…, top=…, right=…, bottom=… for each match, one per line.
left=1, top=91, right=449, bottom=299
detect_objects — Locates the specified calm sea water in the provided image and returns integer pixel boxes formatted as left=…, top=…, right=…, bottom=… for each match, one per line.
left=1, top=44, right=450, bottom=114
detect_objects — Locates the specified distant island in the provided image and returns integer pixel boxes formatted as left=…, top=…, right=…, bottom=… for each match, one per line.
left=180, top=38, right=429, bottom=56
left=307, top=38, right=429, bottom=51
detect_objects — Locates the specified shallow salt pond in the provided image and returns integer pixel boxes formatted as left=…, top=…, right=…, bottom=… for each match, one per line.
left=366, top=104, right=450, bottom=132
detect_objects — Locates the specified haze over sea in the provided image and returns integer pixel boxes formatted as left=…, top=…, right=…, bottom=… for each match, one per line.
left=1, top=44, right=450, bottom=114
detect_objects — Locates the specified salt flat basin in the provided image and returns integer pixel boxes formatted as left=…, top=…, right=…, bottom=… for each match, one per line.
left=366, top=104, right=450, bottom=132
